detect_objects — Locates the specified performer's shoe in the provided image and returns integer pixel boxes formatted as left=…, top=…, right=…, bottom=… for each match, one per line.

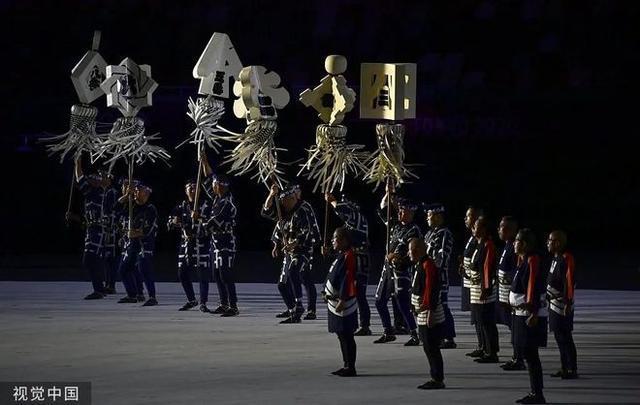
left=136, top=294, right=146, bottom=302
left=142, top=297, right=158, bottom=307
left=103, top=286, right=117, bottom=295
left=550, top=369, right=565, bottom=378
left=212, top=305, right=229, bottom=315
left=84, top=292, right=105, bottom=300
left=440, top=339, right=457, bottom=349
left=303, top=311, right=316, bottom=320
left=279, top=315, right=301, bottom=324
left=373, top=334, right=396, bottom=344
left=354, top=327, right=372, bottom=336
left=465, top=348, right=485, bottom=357
left=331, top=367, right=346, bottom=375
left=417, top=380, right=445, bottom=390
left=221, top=307, right=240, bottom=317
left=179, top=301, right=199, bottom=311
left=395, top=326, right=409, bottom=335
left=516, top=393, right=546, bottom=404
left=475, top=354, right=500, bottom=363
left=404, top=332, right=420, bottom=346
left=561, top=370, right=578, bottom=380
left=501, top=360, right=526, bottom=370
left=294, top=305, right=305, bottom=315
left=336, top=368, right=357, bottom=377
left=117, top=296, right=138, bottom=303
left=276, top=310, right=292, bottom=318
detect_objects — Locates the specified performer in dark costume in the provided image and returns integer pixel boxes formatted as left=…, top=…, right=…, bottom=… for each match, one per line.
left=325, top=192, right=371, bottom=336
left=469, top=216, right=500, bottom=363
left=116, top=183, right=159, bottom=307
left=71, top=158, right=116, bottom=300
left=512, top=229, right=549, bottom=404
left=98, top=171, right=119, bottom=295
left=546, top=230, right=578, bottom=379
left=202, top=155, right=240, bottom=317
left=168, top=180, right=212, bottom=313
left=410, top=238, right=446, bottom=390
left=374, top=184, right=420, bottom=346
left=423, top=203, right=457, bottom=349
left=498, top=216, right=526, bottom=370
left=460, top=206, right=485, bottom=358
left=324, top=227, right=359, bottom=377
left=115, top=178, right=145, bottom=302
left=262, top=184, right=321, bottom=323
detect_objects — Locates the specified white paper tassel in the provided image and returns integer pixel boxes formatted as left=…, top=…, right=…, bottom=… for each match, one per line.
left=298, top=124, right=369, bottom=193
left=223, top=120, right=285, bottom=187
left=365, top=123, right=417, bottom=188
left=41, top=104, right=101, bottom=163
left=178, top=96, right=227, bottom=152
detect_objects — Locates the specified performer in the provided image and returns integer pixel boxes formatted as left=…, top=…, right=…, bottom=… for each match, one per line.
left=409, top=238, right=446, bottom=390
left=168, top=180, right=212, bottom=313
left=325, top=192, right=372, bottom=336
left=546, top=230, right=578, bottom=379
left=374, top=184, right=420, bottom=346
left=116, top=182, right=159, bottom=307
left=202, top=155, right=239, bottom=317
left=262, top=184, right=321, bottom=323
left=423, top=203, right=457, bottom=349
left=101, top=172, right=119, bottom=295
left=460, top=206, right=485, bottom=357
left=71, top=157, right=114, bottom=300
left=469, top=216, right=500, bottom=363
left=511, top=229, right=548, bottom=404
left=497, top=216, right=526, bottom=370
left=116, top=178, right=145, bottom=302
left=323, top=227, right=358, bottom=377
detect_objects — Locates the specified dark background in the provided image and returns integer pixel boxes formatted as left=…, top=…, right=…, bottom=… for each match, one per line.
left=1, top=0, right=638, bottom=289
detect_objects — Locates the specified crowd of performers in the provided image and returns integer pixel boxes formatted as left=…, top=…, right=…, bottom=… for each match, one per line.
left=69, top=155, right=577, bottom=405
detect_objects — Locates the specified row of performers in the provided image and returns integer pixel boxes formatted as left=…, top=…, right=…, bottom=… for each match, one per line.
left=69, top=156, right=575, bottom=404
left=323, top=201, right=576, bottom=405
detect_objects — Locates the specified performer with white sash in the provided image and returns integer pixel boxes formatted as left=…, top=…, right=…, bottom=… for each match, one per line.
left=469, top=216, right=500, bottom=363
left=409, top=238, right=446, bottom=390
left=511, top=229, right=549, bottom=405
left=497, top=216, right=526, bottom=371
left=423, top=203, right=457, bottom=349
left=546, top=230, right=578, bottom=379
left=323, top=227, right=358, bottom=377
left=460, top=206, right=485, bottom=358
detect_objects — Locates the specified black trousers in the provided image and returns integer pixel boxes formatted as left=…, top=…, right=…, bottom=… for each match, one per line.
left=523, top=345, right=544, bottom=395
left=554, top=330, right=577, bottom=372
left=418, top=324, right=444, bottom=382
left=336, top=331, right=357, bottom=369
left=356, top=274, right=371, bottom=328
left=472, top=303, right=499, bottom=355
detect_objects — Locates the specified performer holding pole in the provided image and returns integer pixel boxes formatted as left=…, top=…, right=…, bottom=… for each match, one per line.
left=96, top=57, right=169, bottom=306
left=358, top=62, right=419, bottom=344
left=42, top=31, right=107, bottom=224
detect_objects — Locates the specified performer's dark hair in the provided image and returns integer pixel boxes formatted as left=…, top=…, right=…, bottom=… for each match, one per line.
left=550, top=230, right=568, bottom=250
left=501, top=216, right=518, bottom=230
left=335, top=226, right=352, bottom=247
left=517, top=228, right=536, bottom=251
left=468, top=205, right=484, bottom=217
